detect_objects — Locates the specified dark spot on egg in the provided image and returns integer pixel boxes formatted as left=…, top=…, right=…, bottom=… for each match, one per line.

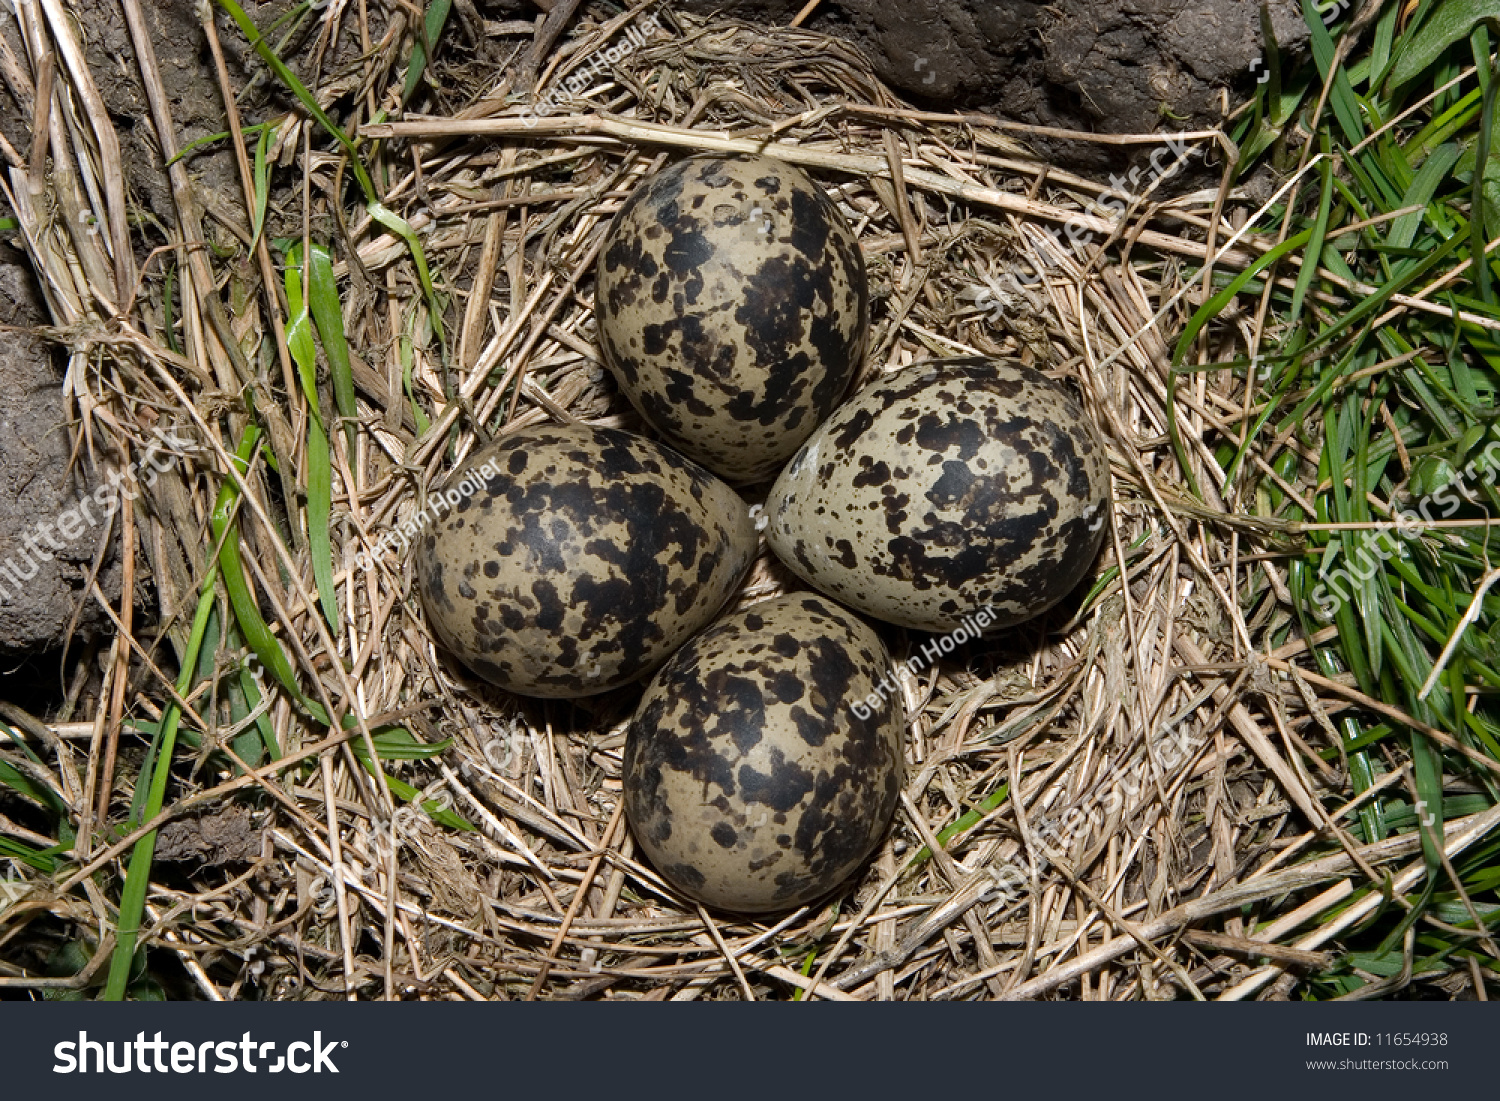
left=710, top=823, right=738, bottom=849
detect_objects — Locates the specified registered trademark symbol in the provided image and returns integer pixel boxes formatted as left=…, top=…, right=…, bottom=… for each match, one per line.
left=341, top=1041, right=349, bottom=1048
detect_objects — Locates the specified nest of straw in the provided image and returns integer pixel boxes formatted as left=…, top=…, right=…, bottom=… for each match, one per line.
left=2, top=0, right=1487, bottom=1001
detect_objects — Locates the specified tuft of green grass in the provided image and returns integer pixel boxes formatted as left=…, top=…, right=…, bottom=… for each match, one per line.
left=1200, top=0, right=1500, bottom=995
left=214, top=0, right=448, bottom=353
left=103, top=430, right=256, bottom=1000
left=249, top=121, right=276, bottom=252
left=0, top=724, right=71, bottom=876
left=99, top=427, right=468, bottom=996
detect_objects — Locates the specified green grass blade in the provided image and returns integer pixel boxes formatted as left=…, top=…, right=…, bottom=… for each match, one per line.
left=285, top=245, right=340, bottom=633
left=1371, top=0, right=1398, bottom=82
left=1173, top=229, right=1316, bottom=366
left=911, top=782, right=1012, bottom=866
left=0, top=836, right=62, bottom=874
left=250, top=121, right=274, bottom=252
left=354, top=761, right=472, bottom=831
left=215, top=0, right=448, bottom=356
left=165, top=122, right=269, bottom=168
left=215, top=0, right=358, bottom=166
left=1389, top=0, right=1500, bottom=89
left=1474, top=47, right=1500, bottom=305
left=1389, top=142, right=1461, bottom=250
left=210, top=431, right=306, bottom=703
left=400, top=321, right=431, bottom=434
left=368, top=202, right=447, bottom=345
left=1303, top=0, right=1366, bottom=146
left=101, top=432, right=252, bottom=1000
left=0, top=758, right=66, bottom=816
left=1412, top=727, right=1447, bottom=872
left=235, top=637, right=281, bottom=763
left=346, top=728, right=453, bottom=761
left=1290, top=158, right=1335, bottom=329
left=401, top=0, right=453, bottom=105
left=1169, top=226, right=1315, bottom=496
left=1299, top=235, right=1466, bottom=365
left=304, top=243, right=358, bottom=455
left=1262, top=4, right=1284, bottom=111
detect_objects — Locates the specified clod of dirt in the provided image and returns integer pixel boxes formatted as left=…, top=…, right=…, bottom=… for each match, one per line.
left=0, top=249, right=122, bottom=655
left=672, top=0, right=1311, bottom=168
left=401, top=817, right=486, bottom=918
left=155, top=804, right=262, bottom=866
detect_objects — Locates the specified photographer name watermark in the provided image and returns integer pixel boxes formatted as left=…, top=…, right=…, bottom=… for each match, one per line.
left=355, top=458, right=501, bottom=572
left=519, top=7, right=665, bottom=127
left=851, top=607, right=998, bottom=720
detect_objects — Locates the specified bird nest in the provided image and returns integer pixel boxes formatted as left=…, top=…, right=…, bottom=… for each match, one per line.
left=1, top=0, right=1479, bottom=1002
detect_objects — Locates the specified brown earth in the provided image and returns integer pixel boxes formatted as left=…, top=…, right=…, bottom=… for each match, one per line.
left=0, top=246, right=121, bottom=655
left=673, top=0, right=1311, bottom=168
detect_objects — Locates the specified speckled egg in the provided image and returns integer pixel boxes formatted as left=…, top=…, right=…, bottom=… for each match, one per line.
left=595, top=153, right=868, bottom=485
left=764, top=358, right=1111, bottom=633
left=416, top=423, right=756, bottom=698
left=623, top=593, right=904, bottom=913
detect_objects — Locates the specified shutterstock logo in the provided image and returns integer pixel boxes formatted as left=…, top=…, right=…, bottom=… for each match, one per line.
left=53, top=1032, right=344, bottom=1074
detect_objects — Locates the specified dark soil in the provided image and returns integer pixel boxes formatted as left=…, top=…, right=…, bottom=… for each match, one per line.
left=0, top=247, right=121, bottom=655
left=674, top=0, right=1310, bottom=168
